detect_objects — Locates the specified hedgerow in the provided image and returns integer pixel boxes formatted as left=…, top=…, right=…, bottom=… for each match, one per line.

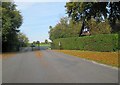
left=51, top=34, right=118, bottom=52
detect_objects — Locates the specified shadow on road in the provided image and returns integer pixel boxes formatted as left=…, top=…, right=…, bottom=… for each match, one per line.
left=19, top=46, right=50, bottom=53
left=39, top=46, right=50, bottom=50
left=2, top=46, right=50, bottom=57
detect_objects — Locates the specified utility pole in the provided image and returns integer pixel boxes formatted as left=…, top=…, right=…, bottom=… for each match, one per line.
left=59, top=41, right=61, bottom=50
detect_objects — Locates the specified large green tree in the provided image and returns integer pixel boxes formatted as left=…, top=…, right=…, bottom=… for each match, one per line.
left=49, top=17, right=69, bottom=41
left=49, top=17, right=81, bottom=41
left=65, top=2, right=120, bottom=34
left=2, top=2, right=23, bottom=52
left=18, top=32, right=29, bottom=47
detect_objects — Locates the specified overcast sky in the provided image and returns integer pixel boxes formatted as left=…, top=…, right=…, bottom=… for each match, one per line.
left=15, top=2, right=67, bottom=42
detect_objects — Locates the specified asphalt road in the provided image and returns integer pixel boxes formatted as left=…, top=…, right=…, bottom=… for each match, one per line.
left=2, top=46, right=118, bottom=83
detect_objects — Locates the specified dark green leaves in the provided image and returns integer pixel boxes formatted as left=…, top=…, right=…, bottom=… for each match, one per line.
left=2, top=2, right=23, bottom=52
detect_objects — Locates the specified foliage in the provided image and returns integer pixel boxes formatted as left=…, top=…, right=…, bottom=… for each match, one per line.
left=36, top=41, right=40, bottom=46
left=49, top=17, right=82, bottom=41
left=87, top=19, right=111, bottom=35
left=52, top=34, right=118, bottom=52
left=49, top=17, right=69, bottom=41
left=33, top=41, right=36, bottom=44
left=49, top=2, right=119, bottom=40
left=49, top=16, right=112, bottom=41
left=65, top=2, right=120, bottom=32
left=45, top=39, right=48, bottom=44
left=18, top=32, right=29, bottom=47
left=2, top=2, right=23, bottom=52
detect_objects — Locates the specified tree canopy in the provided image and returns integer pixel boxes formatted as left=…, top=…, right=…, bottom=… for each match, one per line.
left=45, top=39, right=49, bottom=44
left=49, top=17, right=81, bottom=41
left=18, top=32, right=29, bottom=47
left=49, top=2, right=120, bottom=41
left=65, top=2, right=120, bottom=32
left=49, top=16, right=111, bottom=41
left=2, top=2, right=23, bottom=52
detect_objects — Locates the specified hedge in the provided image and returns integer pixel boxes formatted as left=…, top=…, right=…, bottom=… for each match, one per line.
left=51, top=34, right=119, bottom=52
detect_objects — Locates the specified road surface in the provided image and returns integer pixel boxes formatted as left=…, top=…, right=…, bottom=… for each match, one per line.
left=2, top=46, right=118, bottom=83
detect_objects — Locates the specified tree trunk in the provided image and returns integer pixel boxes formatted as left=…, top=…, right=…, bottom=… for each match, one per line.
left=79, top=20, right=85, bottom=37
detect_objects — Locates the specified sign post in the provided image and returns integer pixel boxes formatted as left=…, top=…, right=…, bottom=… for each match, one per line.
left=59, top=41, right=61, bottom=50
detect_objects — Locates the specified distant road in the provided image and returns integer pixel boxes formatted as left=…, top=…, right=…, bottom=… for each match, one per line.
left=2, top=46, right=118, bottom=83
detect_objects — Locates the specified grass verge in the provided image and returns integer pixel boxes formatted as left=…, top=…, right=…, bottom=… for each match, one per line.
left=55, top=50, right=119, bottom=68
left=1, top=52, right=16, bottom=59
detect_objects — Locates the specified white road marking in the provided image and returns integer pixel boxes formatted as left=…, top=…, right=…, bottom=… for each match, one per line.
left=81, top=58, right=118, bottom=70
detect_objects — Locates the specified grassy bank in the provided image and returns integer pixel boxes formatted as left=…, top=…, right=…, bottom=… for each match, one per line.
left=1, top=52, right=17, bottom=59
left=55, top=50, right=119, bottom=67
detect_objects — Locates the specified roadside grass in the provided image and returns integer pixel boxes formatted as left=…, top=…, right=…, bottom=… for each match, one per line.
left=0, top=54, right=1, bottom=59
left=1, top=52, right=17, bottom=59
left=55, top=50, right=119, bottom=68
left=34, top=44, right=50, bottom=47
left=40, top=44, right=50, bottom=46
left=35, top=51, right=42, bottom=58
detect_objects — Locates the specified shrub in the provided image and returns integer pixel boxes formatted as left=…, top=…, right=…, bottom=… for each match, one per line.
left=52, top=34, right=118, bottom=52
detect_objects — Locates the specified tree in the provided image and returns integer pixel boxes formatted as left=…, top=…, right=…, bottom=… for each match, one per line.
left=49, top=17, right=82, bottom=41
left=18, top=32, right=29, bottom=47
left=33, top=41, right=36, bottom=45
left=2, top=2, right=23, bottom=52
left=45, top=39, right=48, bottom=44
left=87, top=19, right=111, bottom=35
left=36, top=41, right=40, bottom=46
left=65, top=2, right=120, bottom=33
left=49, top=17, right=69, bottom=40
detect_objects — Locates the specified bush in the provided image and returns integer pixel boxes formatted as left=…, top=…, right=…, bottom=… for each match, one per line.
left=52, top=34, right=118, bottom=52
